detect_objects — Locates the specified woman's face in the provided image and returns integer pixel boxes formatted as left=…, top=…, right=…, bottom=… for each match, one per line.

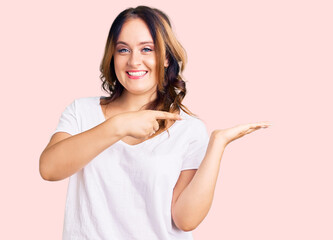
left=114, top=18, right=159, bottom=98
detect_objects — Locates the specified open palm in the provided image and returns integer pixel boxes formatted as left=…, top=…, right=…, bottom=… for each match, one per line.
left=213, top=121, right=272, bottom=146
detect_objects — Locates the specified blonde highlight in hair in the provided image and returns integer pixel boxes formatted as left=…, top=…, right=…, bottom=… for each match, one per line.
left=154, top=27, right=166, bottom=93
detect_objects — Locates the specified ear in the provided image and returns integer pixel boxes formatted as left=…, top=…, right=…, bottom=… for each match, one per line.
left=164, top=58, right=169, bottom=68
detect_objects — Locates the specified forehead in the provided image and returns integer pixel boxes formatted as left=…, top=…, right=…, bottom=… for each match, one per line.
left=117, top=18, right=153, bottom=45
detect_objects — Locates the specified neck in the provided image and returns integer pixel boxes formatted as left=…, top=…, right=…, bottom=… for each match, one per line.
left=116, top=90, right=157, bottom=111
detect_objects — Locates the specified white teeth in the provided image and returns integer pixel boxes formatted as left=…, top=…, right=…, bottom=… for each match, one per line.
left=127, top=71, right=147, bottom=76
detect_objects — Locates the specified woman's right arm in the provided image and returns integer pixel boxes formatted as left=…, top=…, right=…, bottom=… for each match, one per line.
left=39, top=110, right=181, bottom=181
left=39, top=117, right=123, bottom=181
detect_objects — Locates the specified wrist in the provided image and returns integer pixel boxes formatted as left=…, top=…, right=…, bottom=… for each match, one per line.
left=105, top=115, right=126, bottom=139
left=211, top=130, right=229, bottom=147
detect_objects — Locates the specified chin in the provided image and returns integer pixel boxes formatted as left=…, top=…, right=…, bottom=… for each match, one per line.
left=126, top=88, right=150, bottom=95
left=126, top=85, right=157, bottom=96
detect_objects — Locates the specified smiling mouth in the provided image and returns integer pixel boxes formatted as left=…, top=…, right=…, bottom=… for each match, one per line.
left=126, top=71, right=148, bottom=76
left=126, top=71, right=148, bottom=79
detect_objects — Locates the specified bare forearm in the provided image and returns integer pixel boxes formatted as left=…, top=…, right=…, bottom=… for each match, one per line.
left=172, top=132, right=226, bottom=231
left=40, top=118, right=122, bottom=181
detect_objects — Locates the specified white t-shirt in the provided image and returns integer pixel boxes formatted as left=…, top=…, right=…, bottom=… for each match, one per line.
left=54, top=96, right=210, bottom=240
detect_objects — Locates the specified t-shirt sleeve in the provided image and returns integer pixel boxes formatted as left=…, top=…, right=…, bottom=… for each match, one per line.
left=52, top=100, right=79, bottom=136
left=181, top=119, right=210, bottom=171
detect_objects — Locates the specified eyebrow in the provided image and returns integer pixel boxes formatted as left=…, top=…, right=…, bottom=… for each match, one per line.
left=116, top=41, right=154, bottom=46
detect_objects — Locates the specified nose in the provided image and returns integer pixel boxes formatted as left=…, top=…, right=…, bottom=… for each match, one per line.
left=127, top=50, right=142, bottom=67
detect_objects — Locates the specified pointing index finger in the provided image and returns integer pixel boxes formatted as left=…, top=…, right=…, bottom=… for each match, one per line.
left=154, top=111, right=183, bottom=120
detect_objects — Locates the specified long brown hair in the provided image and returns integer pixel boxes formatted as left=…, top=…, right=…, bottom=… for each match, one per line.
left=99, top=6, right=197, bottom=131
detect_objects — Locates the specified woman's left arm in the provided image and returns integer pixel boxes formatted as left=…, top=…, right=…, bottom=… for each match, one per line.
left=171, top=122, right=272, bottom=231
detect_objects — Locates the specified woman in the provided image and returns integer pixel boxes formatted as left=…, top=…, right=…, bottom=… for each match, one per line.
left=39, top=6, right=271, bottom=240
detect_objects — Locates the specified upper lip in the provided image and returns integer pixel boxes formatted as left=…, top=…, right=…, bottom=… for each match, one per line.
left=126, top=70, right=148, bottom=72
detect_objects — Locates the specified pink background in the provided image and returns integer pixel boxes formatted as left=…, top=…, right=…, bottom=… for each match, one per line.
left=1, top=0, right=332, bottom=239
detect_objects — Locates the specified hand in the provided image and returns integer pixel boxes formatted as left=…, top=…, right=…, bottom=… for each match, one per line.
left=212, top=121, right=272, bottom=146
left=111, top=110, right=182, bottom=140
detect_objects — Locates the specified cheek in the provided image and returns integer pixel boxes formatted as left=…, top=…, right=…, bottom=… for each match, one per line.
left=144, top=56, right=157, bottom=70
left=114, top=55, right=127, bottom=69
left=113, top=57, right=124, bottom=81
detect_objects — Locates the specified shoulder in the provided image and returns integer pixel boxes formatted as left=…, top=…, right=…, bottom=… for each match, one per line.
left=68, top=96, right=101, bottom=110
left=178, top=108, right=208, bottom=136
left=63, top=96, right=101, bottom=116
left=73, top=96, right=101, bottom=105
left=179, top=108, right=206, bottom=127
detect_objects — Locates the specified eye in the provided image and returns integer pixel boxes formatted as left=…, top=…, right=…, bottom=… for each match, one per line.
left=142, top=47, right=153, bottom=52
left=117, top=48, right=129, bottom=53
